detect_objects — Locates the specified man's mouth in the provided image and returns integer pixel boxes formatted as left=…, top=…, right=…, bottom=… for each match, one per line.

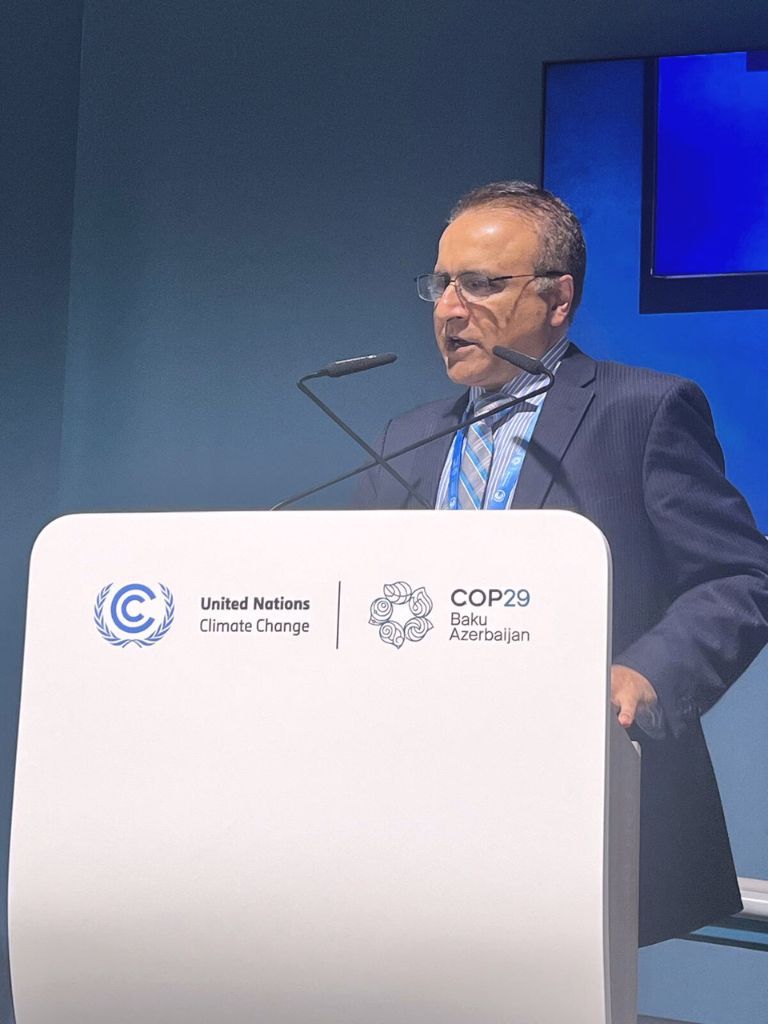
left=446, top=336, right=477, bottom=351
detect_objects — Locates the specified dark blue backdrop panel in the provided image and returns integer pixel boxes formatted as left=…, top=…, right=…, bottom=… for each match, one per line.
left=655, top=51, right=768, bottom=276
left=0, top=0, right=84, bottom=1018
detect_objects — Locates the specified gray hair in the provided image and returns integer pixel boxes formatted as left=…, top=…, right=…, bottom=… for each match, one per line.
left=449, top=181, right=587, bottom=320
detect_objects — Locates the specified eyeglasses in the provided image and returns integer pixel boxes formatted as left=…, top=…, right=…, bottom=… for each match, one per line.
left=415, top=270, right=565, bottom=302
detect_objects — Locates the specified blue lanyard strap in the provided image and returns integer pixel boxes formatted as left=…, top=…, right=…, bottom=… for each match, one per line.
left=446, top=401, right=543, bottom=510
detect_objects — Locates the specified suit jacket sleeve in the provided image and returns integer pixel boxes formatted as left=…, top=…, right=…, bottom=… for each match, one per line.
left=615, top=379, right=768, bottom=737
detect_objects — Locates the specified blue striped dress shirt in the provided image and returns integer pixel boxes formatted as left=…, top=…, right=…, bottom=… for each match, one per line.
left=436, top=335, right=570, bottom=509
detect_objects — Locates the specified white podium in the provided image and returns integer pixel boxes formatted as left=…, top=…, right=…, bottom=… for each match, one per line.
left=9, top=510, right=640, bottom=1024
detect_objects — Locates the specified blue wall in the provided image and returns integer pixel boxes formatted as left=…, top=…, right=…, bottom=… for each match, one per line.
left=4, top=1, right=768, bottom=1021
left=545, top=55, right=768, bottom=1024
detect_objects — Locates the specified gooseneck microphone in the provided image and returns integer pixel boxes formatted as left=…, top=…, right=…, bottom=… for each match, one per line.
left=491, top=345, right=554, bottom=386
left=272, top=347, right=557, bottom=510
left=271, top=353, right=433, bottom=511
left=305, top=353, right=398, bottom=379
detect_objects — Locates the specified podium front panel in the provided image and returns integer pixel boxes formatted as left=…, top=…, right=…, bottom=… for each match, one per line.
left=9, top=510, right=633, bottom=1023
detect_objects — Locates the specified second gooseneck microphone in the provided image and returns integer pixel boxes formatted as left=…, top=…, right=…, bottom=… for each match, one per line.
left=491, top=345, right=553, bottom=382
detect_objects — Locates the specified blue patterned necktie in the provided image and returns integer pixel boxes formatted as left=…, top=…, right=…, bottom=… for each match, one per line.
left=458, top=394, right=506, bottom=510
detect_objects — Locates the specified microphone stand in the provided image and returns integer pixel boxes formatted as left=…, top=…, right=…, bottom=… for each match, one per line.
left=295, top=375, right=432, bottom=509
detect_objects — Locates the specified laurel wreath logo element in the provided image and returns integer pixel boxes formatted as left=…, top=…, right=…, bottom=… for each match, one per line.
left=94, top=583, right=175, bottom=648
left=369, top=581, right=433, bottom=649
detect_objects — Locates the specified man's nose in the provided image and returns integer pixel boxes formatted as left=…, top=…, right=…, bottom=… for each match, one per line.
left=435, top=279, right=469, bottom=317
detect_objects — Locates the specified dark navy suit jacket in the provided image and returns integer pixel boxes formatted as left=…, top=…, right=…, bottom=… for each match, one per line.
left=356, top=343, right=768, bottom=946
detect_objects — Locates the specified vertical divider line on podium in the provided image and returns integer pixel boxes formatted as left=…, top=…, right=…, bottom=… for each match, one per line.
left=335, top=579, right=342, bottom=649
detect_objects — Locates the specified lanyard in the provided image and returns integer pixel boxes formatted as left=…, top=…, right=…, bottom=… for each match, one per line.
left=446, top=402, right=543, bottom=510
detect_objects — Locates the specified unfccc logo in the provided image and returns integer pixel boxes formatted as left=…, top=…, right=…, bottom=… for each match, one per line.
left=94, top=582, right=175, bottom=648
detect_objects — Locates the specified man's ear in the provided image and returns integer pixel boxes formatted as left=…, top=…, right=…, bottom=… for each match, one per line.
left=548, top=274, right=574, bottom=327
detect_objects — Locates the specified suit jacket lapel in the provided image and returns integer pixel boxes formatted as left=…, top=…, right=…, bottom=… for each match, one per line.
left=512, top=345, right=596, bottom=509
left=408, top=394, right=466, bottom=508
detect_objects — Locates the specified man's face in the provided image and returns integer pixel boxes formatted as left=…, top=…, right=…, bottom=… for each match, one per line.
left=432, top=206, right=570, bottom=390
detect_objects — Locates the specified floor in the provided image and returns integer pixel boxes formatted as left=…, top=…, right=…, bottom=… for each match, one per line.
left=639, top=1017, right=697, bottom=1023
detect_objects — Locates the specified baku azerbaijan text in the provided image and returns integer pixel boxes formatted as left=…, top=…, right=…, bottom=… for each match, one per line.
left=448, top=612, right=530, bottom=645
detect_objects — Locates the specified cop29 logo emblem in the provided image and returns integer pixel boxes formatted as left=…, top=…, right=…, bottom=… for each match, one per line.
left=94, top=582, right=175, bottom=648
left=369, top=581, right=433, bottom=649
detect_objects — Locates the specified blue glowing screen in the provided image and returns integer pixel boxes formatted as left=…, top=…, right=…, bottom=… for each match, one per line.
left=654, top=51, right=768, bottom=276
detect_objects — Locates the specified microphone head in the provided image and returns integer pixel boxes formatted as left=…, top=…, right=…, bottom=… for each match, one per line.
left=321, top=353, right=397, bottom=378
left=492, top=346, right=547, bottom=376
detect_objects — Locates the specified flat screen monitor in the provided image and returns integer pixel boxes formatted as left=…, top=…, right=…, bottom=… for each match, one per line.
left=641, top=50, right=768, bottom=312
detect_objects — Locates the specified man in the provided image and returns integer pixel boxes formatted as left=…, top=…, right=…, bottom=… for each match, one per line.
left=356, top=181, right=768, bottom=946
